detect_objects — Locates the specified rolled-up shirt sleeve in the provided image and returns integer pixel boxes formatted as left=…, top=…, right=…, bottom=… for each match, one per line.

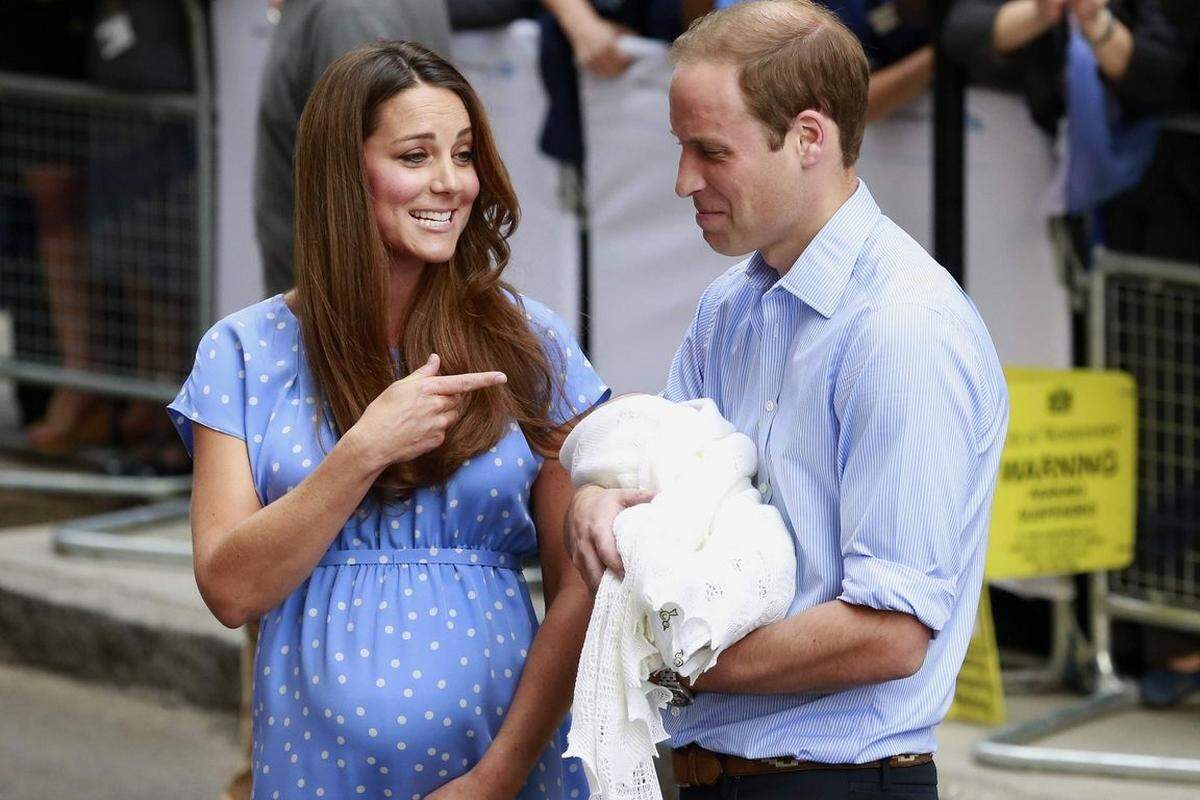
left=834, top=303, right=990, bottom=634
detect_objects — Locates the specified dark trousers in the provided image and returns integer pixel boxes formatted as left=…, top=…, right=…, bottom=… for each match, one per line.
left=680, top=760, right=937, bottom=800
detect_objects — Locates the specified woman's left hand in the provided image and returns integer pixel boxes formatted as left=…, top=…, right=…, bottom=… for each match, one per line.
left=424, top=770, right=510, bottom=800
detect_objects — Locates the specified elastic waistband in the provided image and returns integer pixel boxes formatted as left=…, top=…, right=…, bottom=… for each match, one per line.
left=317, top=547, right=522, bottom=570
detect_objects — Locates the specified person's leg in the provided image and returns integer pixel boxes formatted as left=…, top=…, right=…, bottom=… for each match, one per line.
left=22, top=164, right=108, bottom=451
left=220, top=620, right=260, bottom=800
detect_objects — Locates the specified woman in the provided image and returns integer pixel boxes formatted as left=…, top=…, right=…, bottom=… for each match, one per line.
left=169, top=41, right=606, bottom=799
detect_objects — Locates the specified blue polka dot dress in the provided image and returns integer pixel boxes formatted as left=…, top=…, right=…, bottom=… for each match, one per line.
left=168, top=294, right=608, bottom=800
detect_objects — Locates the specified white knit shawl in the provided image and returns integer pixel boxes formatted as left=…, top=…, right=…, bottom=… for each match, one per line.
left=560, top=395, right=797, bottom=800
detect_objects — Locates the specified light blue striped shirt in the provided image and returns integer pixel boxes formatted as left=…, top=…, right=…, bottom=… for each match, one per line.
left=661, top=180, right=1009, bottom=762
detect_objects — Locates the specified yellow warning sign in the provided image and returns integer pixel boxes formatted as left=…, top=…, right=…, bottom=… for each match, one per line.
left=985, top=369, right=1137, bottom=580
left=947, top=586, right=1005, bottom=726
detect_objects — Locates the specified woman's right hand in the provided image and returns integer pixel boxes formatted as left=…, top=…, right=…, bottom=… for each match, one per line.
left=346, top=354, right=506, bottom=471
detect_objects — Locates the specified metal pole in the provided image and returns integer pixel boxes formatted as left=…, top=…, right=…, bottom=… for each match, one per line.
left=930, top=0, right=966, bottom=286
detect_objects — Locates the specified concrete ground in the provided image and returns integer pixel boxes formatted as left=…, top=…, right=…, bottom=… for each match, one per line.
left=1, top=506, right=1198, bottom=799
left=0, top=661, right=240, bottom=800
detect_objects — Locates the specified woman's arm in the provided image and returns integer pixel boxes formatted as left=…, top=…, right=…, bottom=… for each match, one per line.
left=1073, top=0, right=1187, bottom=109
left=191, top=355, right=506, bottom=628
left=456, top=456, right=593, bottom=799
left=190, top=424, right=382, bottom=628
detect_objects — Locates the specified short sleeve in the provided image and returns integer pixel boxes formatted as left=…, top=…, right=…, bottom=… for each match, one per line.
left=521, top=297, right=610, bottom=427
left=833, top=304, right=994, bottom=634
left=166, top=318, right=249, bottom=456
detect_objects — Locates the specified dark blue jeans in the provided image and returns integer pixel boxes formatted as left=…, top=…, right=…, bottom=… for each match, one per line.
left=680, top=760, right=938, bottom=800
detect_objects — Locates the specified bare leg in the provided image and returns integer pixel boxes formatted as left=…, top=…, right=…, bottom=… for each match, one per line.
left=22, top=164, right=109, bottom=451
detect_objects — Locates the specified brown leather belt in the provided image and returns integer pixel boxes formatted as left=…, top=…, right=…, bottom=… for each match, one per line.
left=672, top=744, right=934, bottom=787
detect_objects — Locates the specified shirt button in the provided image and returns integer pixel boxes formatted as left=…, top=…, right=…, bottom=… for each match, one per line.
left=765, top=400, right=776, bottom=413
left=758, top=482, right=771, bottom=500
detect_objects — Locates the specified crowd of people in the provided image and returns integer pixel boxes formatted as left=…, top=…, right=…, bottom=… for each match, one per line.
left=1, top=2, right=1198, bottom=800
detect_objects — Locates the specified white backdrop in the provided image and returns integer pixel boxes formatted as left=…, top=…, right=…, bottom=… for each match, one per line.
left=453, top=21, right=581, bottom=334
left=581, top=38, right=738, bottom=395
left=857, top=90, right=1071, bottom=369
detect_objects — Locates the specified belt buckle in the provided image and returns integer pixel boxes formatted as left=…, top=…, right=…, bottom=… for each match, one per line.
left=762, top=756, right=803, bottom=769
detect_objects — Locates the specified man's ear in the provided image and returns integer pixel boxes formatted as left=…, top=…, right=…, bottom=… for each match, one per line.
left=791, top=110, right=827, bottom=169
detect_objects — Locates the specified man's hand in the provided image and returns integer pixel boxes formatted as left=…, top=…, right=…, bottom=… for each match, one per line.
left=564, top=485, right=655, bottom=591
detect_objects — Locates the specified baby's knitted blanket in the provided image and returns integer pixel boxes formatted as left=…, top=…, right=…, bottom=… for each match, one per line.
left=560, top=395, right=797, bottom=800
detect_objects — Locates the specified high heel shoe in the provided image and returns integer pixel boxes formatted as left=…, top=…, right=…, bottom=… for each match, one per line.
left=24, top=393, right=114, bottom=456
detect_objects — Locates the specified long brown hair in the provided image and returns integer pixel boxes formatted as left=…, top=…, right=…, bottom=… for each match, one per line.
left=293, top=41, right=564, bottom=491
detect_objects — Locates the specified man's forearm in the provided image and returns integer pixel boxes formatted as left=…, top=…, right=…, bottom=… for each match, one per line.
left=691, top=600, right=931, bottom=695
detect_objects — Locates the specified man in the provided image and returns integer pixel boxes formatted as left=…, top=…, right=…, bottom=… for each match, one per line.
left=565, top=2, right=1009, bottom=797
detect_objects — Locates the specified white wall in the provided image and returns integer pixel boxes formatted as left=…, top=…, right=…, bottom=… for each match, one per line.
left=212, top=0, right=271, bottom=318
left=857, top=90, right=1072, bottom=369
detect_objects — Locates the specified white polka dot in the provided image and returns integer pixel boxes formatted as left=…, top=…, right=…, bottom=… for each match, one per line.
left=430, top=641, right=440, bottom=651
left=281, top=425, right=291, bottom=434
left=494, top=458, right=503, bottom=467
left=412, top=670, right=422, bottom=679
left=338, top=675, right=347, bottom=684
left=271, top=462, right=280, bottom=472
left=221, top=394, right=230, bottom=405
left=260, top=374, right=269, bottom=383
left=302, top=459, right=311, bottom=468
left=253, top=434, right=263, bottom=444
left=292, top=444, right=302, bottom=454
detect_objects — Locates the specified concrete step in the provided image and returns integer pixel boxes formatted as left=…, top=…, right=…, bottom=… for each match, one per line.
left=0, top=523, right=241, bottom=709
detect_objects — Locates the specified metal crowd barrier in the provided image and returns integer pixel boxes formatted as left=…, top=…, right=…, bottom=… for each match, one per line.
left=975, top=249, right=1200, bottom=783
left=0, top=0, right=212, bottom=557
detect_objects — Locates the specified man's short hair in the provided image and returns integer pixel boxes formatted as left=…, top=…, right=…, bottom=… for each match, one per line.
left=671, top=0, right=870, bottom=168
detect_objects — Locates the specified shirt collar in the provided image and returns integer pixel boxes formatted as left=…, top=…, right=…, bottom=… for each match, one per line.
left=743, top=178, right=880, bottom=318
